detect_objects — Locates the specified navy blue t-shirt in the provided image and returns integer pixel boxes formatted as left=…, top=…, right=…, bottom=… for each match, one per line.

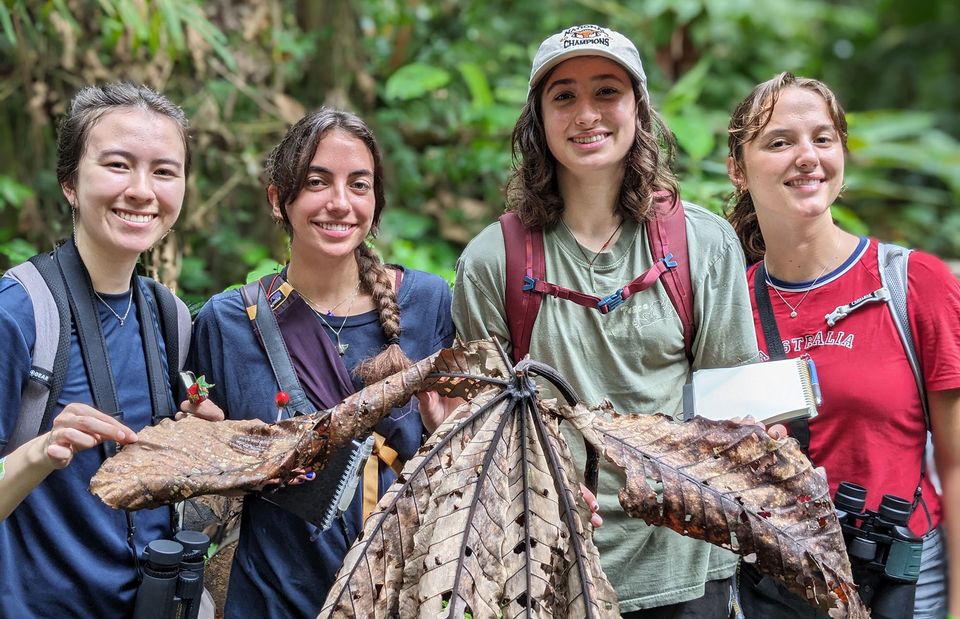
left=0, top=276, right=176, bottom=618
left=188, top=267, right=454, bottom=619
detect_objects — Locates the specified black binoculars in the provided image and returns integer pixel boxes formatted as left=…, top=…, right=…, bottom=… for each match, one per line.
left=834, top=481, right=923, bottom=618
left=132, top=530, right=210, bottom=619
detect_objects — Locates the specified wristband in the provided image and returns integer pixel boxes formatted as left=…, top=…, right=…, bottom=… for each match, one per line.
left=0, top=456, right=6, bottom=481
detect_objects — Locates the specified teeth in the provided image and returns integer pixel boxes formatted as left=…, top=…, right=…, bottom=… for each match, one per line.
left=572, top=134, right=606, bottom=144
left=116, top=211, right=154, bottom=223
left=319, top=223, right=351, bottom=231
left=788, top=179, right=821, bottom=187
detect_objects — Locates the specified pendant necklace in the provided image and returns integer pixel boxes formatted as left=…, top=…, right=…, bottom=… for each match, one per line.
left=764, top=235, right=840, bottom=319
left=303, top=283, right=361, bottom=356
left=560, top=217, right=624, bottom=268
left=94, top=289, right=133, bottom=326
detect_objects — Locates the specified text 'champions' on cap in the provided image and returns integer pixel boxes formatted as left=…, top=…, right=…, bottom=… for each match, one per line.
left=528, top=24, right=649, bottom=99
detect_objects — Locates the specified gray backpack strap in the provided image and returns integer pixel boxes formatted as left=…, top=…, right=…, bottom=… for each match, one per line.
left=878, top=242, right=929, bottom=429
left=2, top=262, right=62, bottom=456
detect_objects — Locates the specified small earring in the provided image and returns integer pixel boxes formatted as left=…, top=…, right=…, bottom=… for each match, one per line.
left=838, top=183, right=847, bottom=198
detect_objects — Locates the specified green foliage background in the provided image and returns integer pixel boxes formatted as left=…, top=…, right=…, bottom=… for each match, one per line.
left=1, top=0, right=958, bottom=305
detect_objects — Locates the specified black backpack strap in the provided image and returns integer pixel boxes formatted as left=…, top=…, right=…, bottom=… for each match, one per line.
left=143, top=277, right=191, bottom=402
left=133, top=279, right=177, bottom=423
left=754, top=262, right=811, bottom=452
left=238, top=278, right=311, bottom=415
left=1, top=257, right=70, bottom=456
left=54, top=243, right=120, bottom=414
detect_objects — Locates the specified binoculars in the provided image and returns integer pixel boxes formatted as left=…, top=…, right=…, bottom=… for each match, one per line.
left=834, top=481, right=923, bottom=618
left=132, top=530, right=210, bottom=619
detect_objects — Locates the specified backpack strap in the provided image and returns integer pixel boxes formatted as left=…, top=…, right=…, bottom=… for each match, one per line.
left=238, top=277, right=312, bottom=416
left=500, top=212, right=544, bottom=364
left=877, top=243, right=928, bottom=428
left=500, top=193, right=694, bottom=365
left=646, top=193, right=695, bottom=362
left=142, top=277, right=191, bottom=401
left=877, top=242, right=933, bottom=526
left=1, top=258, right=70, bottom=456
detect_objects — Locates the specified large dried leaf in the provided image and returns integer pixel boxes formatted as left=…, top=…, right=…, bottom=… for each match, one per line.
left=90, top=341, right=510, bottom=511
left=321, top=376, right=618, bottom=618
left=575, top=406, right=868, bottom=619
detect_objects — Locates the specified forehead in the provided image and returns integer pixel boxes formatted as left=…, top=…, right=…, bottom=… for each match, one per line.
left=764, top=87, right=835, bottom=128
left=85, top=108, right=185, bottom=160
left=310, top=128, right=374, bottom=170
left=546, top=55, right=631, bottom=84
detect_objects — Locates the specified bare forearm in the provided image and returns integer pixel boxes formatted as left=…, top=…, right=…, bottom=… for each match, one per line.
left=939, top=468, right=960, bottom=616
left=0, top=435, right=57, bottom=520
left=930, top=388, right=960, bottom=615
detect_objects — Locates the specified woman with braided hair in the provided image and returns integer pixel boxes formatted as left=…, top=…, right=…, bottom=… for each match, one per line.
left=188, top=108, right=454, bottom=617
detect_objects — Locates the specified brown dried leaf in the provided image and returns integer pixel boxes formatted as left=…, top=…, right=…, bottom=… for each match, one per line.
left=321, top=381, right=618, bottom=618
left=580, top=409, right=868, bottom=619
left=91, top=349, right=444, bottom=509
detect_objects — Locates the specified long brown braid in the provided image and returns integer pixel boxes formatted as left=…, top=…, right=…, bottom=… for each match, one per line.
left=352, top=243, right=412, bottom=385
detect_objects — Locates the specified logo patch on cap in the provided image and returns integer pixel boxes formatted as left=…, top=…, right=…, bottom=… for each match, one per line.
left=561, top=25, right=610, bottom=49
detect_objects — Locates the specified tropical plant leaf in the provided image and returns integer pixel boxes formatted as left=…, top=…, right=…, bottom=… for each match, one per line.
left=321, top=362, right=618, bottom=618
left=577, top=407, right=868, bottom=619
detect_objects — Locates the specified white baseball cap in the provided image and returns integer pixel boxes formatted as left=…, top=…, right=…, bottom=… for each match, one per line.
left=529, top=24, right=648, bottom=99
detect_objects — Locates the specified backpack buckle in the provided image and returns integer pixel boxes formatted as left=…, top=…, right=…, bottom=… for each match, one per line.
left=598, top=289, right=624, bottom=314
left=661, top=252, right=678, bottom=269
left=522, top=275, right=537, bottom=291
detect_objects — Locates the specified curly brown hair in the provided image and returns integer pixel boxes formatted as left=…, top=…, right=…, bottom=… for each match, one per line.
left=506, top=68, right=678, bottom=229
left=264, top=108, right=411, bottom=384
left=725, top=73, right=849, bottom=264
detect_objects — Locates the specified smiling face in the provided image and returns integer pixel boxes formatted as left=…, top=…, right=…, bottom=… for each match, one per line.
left=273, top=128, right=376, bottom=262
left=729, top=87, right=845, bottom=224
left=62, top=107, right=186, bottom=262
left=540, top=56, right=638, bottom=180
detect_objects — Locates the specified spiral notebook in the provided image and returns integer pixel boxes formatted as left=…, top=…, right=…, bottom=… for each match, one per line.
left=681, top=357, right=821, bottom=425
left=260, top=435, right=374, bottom=531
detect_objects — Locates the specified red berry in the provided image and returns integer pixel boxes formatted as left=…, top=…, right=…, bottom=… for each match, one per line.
left=275, top=391, right=290, bottom=407
left=187, top=384, right=199, bottom=396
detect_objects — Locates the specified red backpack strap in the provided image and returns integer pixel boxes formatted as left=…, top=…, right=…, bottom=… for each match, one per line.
left=499, top=212, right=544, bottom=364
left=646, top=191, right=695, bottom=362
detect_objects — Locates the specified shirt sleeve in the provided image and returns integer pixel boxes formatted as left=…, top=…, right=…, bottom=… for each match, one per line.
left=186, top=296, right=232, bottom=418
left=908, top=251, right=960, bottom=392
left=688, top=219, right=760, bottom=371
left=452, top=223, right=512, bottom=354
left=0, top=279, right=35, bottom=447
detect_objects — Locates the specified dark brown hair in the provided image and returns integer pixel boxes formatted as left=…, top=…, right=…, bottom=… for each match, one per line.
left=56, top=82, right=191, bottom=192
left=726, top=72, right=849, bottom=263
left=264, top=108, right=410, bottom=384
left=506, top=67, right=678, bottom=228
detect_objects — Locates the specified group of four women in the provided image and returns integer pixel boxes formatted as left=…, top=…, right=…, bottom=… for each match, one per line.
left=0, top=22, right=957, bottom=619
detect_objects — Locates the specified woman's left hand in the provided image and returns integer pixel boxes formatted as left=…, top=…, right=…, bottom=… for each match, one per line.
left=416, top=391, right=465, bottom=436
left=730, top=415, right=787, bottom=440
left=580, top=483, right=603, bottom=528
left=176, top=398, right=225, bottom=421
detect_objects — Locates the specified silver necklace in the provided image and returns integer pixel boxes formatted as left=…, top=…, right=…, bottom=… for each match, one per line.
left=306, top=285, right=360, bottom=356
left=94, top=290, right=133, bottom=326
left=764, top=236, right=840, bottom=318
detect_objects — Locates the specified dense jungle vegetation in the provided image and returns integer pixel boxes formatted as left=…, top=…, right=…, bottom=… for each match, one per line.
left=1, top=0, right=958, bottom=305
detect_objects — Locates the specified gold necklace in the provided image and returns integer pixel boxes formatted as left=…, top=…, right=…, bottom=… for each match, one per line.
left=560, top=217, right=624, bottom=268
left=764, top=235, right=841, bottom=319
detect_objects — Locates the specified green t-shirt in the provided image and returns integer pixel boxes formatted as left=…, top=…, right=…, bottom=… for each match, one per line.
left=452, top=202, right=759, bottom=612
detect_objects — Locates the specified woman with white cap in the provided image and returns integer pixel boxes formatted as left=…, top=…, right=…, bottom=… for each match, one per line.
left=453, top=24, right=759, bottom=618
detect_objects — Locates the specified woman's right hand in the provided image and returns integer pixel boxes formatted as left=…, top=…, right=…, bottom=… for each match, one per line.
left=39, top=403, right=138, bottom=470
